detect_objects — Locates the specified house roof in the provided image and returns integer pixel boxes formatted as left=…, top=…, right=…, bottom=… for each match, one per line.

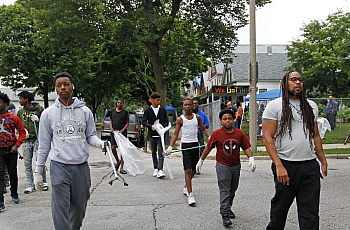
left=215, top=44, right=291, bottom=81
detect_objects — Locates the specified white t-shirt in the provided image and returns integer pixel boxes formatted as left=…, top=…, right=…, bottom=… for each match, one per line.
left=262, top=97, right=318, bottom=161
left=151, top=105, right=160, bottom=117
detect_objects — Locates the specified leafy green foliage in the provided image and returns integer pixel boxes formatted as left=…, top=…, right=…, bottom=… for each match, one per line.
left=286, top=10, right=350, bottom=98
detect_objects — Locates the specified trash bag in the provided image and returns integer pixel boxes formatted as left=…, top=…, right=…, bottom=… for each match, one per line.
left=113, top=131, right=145, bottom=176
left=154, top=120, right=174, bottom=179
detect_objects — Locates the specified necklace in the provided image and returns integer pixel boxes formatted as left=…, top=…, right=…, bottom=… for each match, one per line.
left=290, top=103, right=301, bottom=112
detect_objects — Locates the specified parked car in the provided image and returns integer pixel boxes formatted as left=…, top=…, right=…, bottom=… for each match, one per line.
left=100, top=110, right=145, bottom=147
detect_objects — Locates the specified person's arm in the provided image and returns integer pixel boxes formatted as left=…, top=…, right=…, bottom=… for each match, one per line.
left=262, top=118, right=290, bottom=185
left=203, top=114, right=209, bottom=129
left=120, top=119, right=129, bottom=134
left=234, top=112, right=238, bottom=122
left=313, top=121, right=328, bottom=178
left=35, top=111, right=52, bottom=173
left=110, top=119, right=114, bottom=133
left=142, top=108, right=153, bottom=129
left=197, top=115, right=210, bottom=138
left=165, top=117, right=182, bottom=155
left=169, top=117, right=182, bottom=147
left=196, top=141, right=214, bottom=173
left=13, top=115, right=26, bottom=153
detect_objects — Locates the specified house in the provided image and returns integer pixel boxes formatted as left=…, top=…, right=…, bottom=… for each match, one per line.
left=0, top=84, right=56, bottom=114
left=195, top=44, right=291, bottom=104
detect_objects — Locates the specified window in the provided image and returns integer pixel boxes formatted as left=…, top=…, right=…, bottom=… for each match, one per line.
left=259, top=89, right=267, bottom=94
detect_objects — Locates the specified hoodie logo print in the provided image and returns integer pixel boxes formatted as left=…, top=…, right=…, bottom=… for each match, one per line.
left=65, top=124, right=75, bottom=134
left=223, top=139, right=239, bottom=156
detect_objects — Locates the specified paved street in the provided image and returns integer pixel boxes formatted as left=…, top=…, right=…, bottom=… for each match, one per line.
left=1, top=144, right=350, bottom=230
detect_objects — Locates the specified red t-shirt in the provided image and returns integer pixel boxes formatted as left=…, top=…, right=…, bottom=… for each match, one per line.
left=207, top=127, right=251, bottom=167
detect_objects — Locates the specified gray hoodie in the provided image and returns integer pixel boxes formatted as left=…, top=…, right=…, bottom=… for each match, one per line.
left=35, top=97, right=100, bottom=173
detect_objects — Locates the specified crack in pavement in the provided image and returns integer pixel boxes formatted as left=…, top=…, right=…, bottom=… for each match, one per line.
left=89, top=170, right=112, bottom=206
left=152, top=204, right=165, bottom=230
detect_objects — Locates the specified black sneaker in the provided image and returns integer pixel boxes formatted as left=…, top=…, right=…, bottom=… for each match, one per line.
left=11, top=194, right=20, bottom=204
left=0, top=202, right=5, bottom=212
left=222, top=216, right=232, bottom=226
left=230, top=210, right=236, bottom=219
left=120, top=169, right=127, bottom=174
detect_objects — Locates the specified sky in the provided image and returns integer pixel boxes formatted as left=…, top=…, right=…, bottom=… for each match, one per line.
left=1, top=0, right=350, bottom=44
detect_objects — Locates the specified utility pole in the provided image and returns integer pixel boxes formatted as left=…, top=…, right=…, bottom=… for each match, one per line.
left=249, top=0, right=257, bottom=152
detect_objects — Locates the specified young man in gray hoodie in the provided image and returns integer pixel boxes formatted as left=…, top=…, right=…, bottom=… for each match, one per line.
left=34, top=72, right=105, bottom=229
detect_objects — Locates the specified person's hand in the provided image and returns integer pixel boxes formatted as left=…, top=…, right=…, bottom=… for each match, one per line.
left=151, top=125, right=156, bottom=130
left=31, top=114, right=39, bottom=122
left=276, top=164, right=290, bottom=185
left=196, top=158, right=204, bottom=173
left=248, top=157, right=256, bottom=172
left=11, top=144, right=18, bottom=153
left=34, top=172, right=43, bottom=190
left=164, top=146, right=173, bottom=156
left=98, top=140, right=105, bottom=151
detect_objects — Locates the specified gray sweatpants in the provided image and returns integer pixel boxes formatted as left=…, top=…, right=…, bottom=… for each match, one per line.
left=216, top=162, right=241, bottom=217
left=50, top=160, right=91, bottom=230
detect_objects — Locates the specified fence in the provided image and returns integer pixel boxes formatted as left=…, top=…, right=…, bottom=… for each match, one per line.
left=199, top=99, right=222, bottom=134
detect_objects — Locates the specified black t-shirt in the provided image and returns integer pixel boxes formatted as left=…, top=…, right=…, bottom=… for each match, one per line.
left=110, top=108, right=129, bottom=131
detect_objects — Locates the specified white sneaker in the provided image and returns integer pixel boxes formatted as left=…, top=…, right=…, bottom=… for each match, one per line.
left=24, top=187, right=35, bottom=194
left=153, top=169, right=158, bottom=177
left=183, top=187, right=188, bottom=196
left=157, top=170, right=166, bottom=178
left=188, top=192, right=196, bottom=205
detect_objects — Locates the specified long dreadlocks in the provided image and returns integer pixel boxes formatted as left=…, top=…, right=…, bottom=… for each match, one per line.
left=277, top=71, right=315, bottom=149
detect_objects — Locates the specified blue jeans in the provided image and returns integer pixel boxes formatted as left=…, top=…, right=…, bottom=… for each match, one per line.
left=23, top=141, right=46, bottom=188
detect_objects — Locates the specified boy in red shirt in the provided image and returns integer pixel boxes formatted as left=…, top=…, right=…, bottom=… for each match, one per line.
left=196, top=109, right=256, bottom=226
left=0, top=92, right=26, bottom=211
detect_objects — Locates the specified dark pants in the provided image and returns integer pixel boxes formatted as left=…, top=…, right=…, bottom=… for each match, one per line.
left=150, top=137, right=164, bottom=170
left=51, top=160, right=91, bottom=230
left=0, top=147, right=18, bottom=203
left=267, top=159, right=320, bottom=230
left=326, top=113, right=335, bottom=130
left=216, top=162, right=240, bottom=217
left=197, top=129, right=205, bottom=157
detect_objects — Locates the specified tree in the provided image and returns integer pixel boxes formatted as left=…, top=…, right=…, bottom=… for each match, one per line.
left=102, top=0, right=271, bottom=106
left=285, top=10, right=350, bottom=98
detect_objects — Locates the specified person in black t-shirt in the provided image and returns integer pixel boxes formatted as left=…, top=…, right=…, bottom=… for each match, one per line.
left=110, top=99, right=129, bottom=174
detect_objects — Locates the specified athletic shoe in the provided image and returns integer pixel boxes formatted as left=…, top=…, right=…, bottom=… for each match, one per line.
left=153, top=169, right=158, bottom=177
left=24, top=187, right=35, bottom=194
left=230, top=210, right=236, bottom=219
left=0, top=202, right=5, bottom=212
left=183, top=187, right=188, bottom=196
left=120, top=169, right=127, bottom=174
left=222, top=216, right=232, bottom=226
left=188, top=192, right=196, bottom=205
left=157, top=170, right=165, bottom=178
left=42, top=183, right=49, bottom=191
left=11, top=194, right=20, bottom=204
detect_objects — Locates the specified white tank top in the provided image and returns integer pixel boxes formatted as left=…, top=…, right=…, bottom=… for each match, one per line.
left=180, top=114, right=198, bottom=143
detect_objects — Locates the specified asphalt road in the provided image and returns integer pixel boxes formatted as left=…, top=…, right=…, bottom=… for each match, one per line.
left=1, top=142, right=350, bottom=230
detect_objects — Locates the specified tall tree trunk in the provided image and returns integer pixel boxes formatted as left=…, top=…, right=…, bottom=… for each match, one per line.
left=149, top=44, right=167, bottom=107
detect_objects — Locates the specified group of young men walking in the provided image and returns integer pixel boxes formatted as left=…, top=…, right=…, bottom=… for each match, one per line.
left=0, top=70, right=329, bottom=230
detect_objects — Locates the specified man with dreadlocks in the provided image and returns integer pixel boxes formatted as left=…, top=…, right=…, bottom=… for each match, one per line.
left=262, top=71, right=328, bottom=230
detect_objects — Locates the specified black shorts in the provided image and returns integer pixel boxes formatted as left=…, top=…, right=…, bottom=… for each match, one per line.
left=181, top=142, right=199, bottom=171
left=111, top=131, right=127, bottom=148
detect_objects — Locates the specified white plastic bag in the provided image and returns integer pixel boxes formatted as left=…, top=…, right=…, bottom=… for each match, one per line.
left=154, top=120, right=174, bottom=179
left=113, top=131, right=145, bottom=176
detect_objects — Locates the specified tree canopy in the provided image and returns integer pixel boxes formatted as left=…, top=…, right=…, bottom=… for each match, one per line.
left=286, top=10, right=350, bottom=98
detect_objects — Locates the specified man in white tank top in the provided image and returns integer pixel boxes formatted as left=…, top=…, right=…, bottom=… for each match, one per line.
left=165, top=99, right=210, bottom=205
